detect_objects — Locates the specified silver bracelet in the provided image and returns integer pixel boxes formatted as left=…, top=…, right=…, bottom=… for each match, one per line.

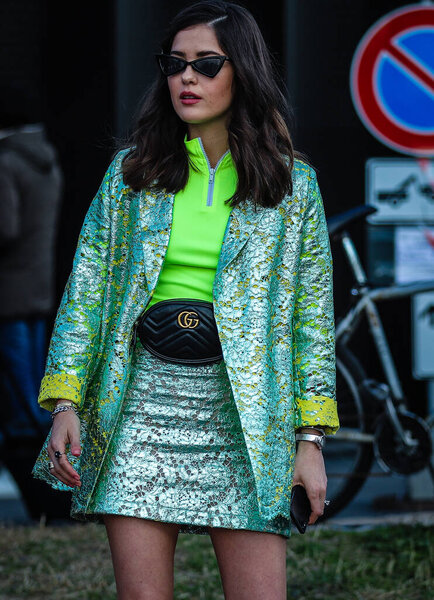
left=51, top=404, right=78, bottom=420
left=295, top=432, right=325, bottom=451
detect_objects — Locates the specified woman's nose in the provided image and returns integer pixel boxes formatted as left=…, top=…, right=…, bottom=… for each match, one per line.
left=181, top=65, right=197, bottom=84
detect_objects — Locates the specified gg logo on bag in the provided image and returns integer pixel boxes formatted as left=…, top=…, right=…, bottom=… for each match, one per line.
left=177, top=311, right=200, bottom=329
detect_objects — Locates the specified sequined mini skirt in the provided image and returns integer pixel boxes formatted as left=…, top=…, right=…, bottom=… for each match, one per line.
left=87, top=343, right=291, bottom=537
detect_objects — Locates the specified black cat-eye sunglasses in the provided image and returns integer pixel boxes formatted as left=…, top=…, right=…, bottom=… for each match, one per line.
left=156, top=54, right=231, bottom=78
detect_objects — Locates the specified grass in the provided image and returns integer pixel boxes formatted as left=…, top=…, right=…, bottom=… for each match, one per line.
left=0, top=522, right=432, bottom=599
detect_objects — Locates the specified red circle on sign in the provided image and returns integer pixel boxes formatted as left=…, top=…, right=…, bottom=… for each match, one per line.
left=350, top=5, right=434, bottom=156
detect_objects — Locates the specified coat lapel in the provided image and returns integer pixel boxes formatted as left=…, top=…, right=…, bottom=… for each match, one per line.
left=135, top=188, right=174, bottom=294
left=215, top=199, right=268, bottom=278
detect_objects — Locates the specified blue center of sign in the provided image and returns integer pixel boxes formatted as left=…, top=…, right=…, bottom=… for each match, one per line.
left=376, top=28, right=434, bottom=132
left=399, top=29, right=434, bottom=74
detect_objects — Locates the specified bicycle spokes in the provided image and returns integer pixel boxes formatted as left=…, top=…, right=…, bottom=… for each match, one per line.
left=373, top=411, right=432, bottom=475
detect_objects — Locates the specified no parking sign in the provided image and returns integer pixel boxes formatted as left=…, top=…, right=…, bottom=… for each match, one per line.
left=350, top=4, right=434, bottom=156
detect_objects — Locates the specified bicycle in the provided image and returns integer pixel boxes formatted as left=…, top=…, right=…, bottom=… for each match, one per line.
left=321, top=205, right=434, bottom=519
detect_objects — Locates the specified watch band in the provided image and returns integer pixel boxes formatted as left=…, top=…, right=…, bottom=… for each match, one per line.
left=296, top=426, right=326, bottom=436
left=295, top=432, right=325, bottom=450
left=312, top=427, right=326, bottom=436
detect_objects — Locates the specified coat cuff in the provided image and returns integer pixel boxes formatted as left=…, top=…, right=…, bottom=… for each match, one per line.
left=295, top=395, right=340, bottom=435
left=38, top=373, right=83, bottom=411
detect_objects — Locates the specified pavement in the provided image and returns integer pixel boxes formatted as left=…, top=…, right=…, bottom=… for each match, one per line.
left=325, top=461, right=434, bottom=529
left=1, top=459, right=433, bottom=529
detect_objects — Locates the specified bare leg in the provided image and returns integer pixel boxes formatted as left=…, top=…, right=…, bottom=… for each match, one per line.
left=208, top=527, right=287, bottom=600
left=104, top=515, right=180, bottom=600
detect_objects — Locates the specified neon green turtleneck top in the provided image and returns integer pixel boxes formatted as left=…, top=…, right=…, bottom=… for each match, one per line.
left=147, top=136, right=238, bottom=309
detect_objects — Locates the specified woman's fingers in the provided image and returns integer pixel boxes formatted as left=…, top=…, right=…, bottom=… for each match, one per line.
left=291, top=483, right=325, bottom=525
left=293, top=441, right=327, bottom=526
left=70, top=428, right=82, bottom=457
left=48, top=445, right=80, bottom=487
left=47, top=413, right=81, bottom=488
left=58, top=451, right=81, bottom=487
left=47, top=445, right=79, bottom=488
left=306, top=486, right=326, bottom=525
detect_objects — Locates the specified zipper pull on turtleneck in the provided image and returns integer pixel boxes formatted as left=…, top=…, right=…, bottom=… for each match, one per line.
left=207, top=168, right=216, bottom=207
left=185, top=136, right=231, bottom=208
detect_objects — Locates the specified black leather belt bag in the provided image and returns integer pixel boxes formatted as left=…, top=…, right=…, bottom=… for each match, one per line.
left=137, top=299, right=223, bottom=365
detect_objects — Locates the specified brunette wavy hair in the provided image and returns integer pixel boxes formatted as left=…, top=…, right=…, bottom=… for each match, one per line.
left=122, top=0, right=304, bottom=208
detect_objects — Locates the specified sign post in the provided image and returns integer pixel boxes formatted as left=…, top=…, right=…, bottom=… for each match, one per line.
left=351, top=3, right=434, bottom=499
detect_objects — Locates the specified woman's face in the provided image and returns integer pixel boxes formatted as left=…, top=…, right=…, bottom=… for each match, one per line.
left=167, top=24, right=235, bottom=132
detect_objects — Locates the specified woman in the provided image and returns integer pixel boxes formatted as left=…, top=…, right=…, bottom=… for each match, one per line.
left=33, top=1, right=339, bottom=598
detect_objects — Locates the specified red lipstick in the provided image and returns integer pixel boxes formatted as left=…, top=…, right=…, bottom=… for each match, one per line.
left=180, top=91, right=201, bottom=105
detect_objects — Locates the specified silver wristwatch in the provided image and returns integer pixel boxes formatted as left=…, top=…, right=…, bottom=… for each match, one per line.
left=295, top=431, right=325, bottom=450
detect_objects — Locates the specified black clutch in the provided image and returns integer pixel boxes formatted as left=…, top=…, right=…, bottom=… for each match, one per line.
left=290, top=485, right=312, bottom=534
left=137, top=299, right=223, bottom=366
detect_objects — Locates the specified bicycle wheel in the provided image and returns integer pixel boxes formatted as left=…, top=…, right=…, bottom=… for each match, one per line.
left=320, top=349, right=374, bottom=519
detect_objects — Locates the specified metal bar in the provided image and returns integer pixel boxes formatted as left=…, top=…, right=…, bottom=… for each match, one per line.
left=327, top=471, right=394, bottom=479
left=341, top=233, right=368, bottom=285
left=369, top=281, right=434, bottom=302
left=336, top=297, right=369, bottom=341
left=336, top=282, right=434, bottom=341
left=364, top=297, right=406, bottom=401
left=331, top=429, right=374, bottom=443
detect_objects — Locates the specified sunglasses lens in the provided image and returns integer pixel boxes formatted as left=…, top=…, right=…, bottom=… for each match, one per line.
left=159, top=55, right=185, bottom=76
left=157, top=55, right=226, bottom=78
left=194, top=58, right=224, bottom=77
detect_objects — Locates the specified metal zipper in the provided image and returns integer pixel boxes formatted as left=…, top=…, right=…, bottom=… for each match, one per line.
left=197, top=138, right=229, bottom=207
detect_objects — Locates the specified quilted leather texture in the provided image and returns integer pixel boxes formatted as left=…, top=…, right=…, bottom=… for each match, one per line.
left=137, top=299, right=223, bottom=364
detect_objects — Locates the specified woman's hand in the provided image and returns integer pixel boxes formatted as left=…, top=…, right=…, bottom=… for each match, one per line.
left=292, top=440, right=327, bottom=525
left=47, top=408, right=82, bottom=489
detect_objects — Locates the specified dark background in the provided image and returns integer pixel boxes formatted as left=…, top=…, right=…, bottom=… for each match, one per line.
left=0, top=0, right=427, bottom=414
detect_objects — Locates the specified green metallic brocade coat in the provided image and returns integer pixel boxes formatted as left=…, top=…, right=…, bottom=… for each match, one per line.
left=32, top=149, right=339, bottom=522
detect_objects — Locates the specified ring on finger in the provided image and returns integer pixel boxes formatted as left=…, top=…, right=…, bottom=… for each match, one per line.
left=48, top=461, right=55, bottom=469
left=324, top=499, right=330, bottom=505
left=54, top=450, right=63, bottom=459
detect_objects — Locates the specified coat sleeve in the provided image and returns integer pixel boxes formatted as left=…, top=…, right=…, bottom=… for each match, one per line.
left=0, top=158, right=21, bottom=247
left=292, top=168, right=339, bottom=435
left=38, top=155, right=120, bottom=411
